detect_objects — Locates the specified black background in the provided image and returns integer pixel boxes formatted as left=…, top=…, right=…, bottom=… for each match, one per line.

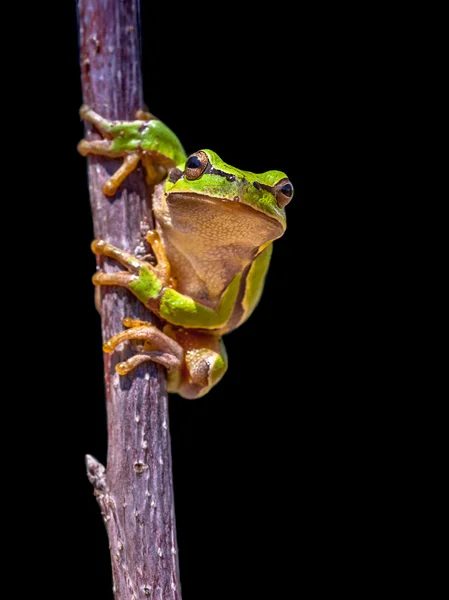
left=10, top=2, right=394, bottom=599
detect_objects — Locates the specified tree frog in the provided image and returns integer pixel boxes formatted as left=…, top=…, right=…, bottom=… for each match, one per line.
left=79, top=106, right=293, bottom=398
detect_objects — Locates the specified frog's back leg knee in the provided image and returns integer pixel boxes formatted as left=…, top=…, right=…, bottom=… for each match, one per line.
left=164, top=326, right=228, bottom=399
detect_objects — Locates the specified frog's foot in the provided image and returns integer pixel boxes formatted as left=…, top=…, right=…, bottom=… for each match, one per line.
left=103, top=318, right=183, bottom=375
left=78, top=105, right=165, bottom=195
left=104, top=320, right=228, bottom=399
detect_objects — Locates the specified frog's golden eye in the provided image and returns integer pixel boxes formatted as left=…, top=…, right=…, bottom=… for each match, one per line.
left=275, top=179, right=294, bottom=208
left=185, top=151, right=209, bottom=180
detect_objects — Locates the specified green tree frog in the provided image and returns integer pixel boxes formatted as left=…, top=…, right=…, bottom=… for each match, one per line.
left=79, top=106, right=293, bottom=398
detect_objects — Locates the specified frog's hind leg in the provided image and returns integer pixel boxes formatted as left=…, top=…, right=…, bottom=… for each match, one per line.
left=102, top=319, right=228, bottom=399
left=164, top=326, right=228, bottom=399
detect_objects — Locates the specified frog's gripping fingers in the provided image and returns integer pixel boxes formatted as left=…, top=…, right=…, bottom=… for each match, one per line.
left=122, top=317, right=152, bottom=328
left=91, top=237, right=171, bottom=286
left=103, top=153, right=141, bottom=196
left=141, top=153, right=167, bottom=186
left=80, top=105, right=114, bottom=138
left=91, top=239, right=144, bottom=273
left=79, top=105, right=169, bottom=193
left=77, top=139, right=122, bottom=158
left=92, top=271, right=135, bottom=287
left=146, top=231, right=171, bottom=283
left=78, top=138, right=141, bottom=196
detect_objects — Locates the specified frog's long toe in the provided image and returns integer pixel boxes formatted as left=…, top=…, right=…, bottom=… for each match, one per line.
left=79, top=105, right=114, bottom=137
left=116, top=352, right=180, bottom=375
left=91, top=239, right=144, bottom=273
left=102, top=153, right=141, bottom=196
left=77, top=139, right=119, bottom=158
left=92, top=270, right=135, bottom=288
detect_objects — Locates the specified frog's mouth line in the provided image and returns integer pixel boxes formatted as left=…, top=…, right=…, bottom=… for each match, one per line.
left=167, top=192, right=284, bottom=239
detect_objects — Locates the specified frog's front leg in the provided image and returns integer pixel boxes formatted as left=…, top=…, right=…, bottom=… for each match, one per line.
left=93, top=233, right=240, bottom=330
left=78, top=105, right=184, bottom=195
left=91, top=230, right=171, bottom=295
left=78, top=105, right=145, bottom=195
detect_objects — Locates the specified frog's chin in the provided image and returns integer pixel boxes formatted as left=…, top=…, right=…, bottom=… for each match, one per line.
left=167, top=192, right=285, bottom=243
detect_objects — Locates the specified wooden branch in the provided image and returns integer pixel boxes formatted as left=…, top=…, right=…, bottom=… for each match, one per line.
left=77, top=1, right=182, bottom=597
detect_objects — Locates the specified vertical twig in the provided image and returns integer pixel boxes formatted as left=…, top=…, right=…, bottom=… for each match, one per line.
left=77, top=1, right=182, bottom=597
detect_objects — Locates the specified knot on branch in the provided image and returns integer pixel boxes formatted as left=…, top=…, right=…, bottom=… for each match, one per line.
left=85, top=454, right=108, bottom=493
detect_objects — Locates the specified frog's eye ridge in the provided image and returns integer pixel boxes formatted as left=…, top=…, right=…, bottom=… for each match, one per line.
left=275, top=179, right=294, bottom=208
left=185, top=151, right=209, bottom=180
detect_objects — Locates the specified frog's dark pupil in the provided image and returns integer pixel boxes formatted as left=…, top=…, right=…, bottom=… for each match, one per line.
left=281, top=183, right=293, bottom=197
left=186, top=155, right=202, bottom=170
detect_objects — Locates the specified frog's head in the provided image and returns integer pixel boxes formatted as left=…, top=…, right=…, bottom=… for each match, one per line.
left=164, top=149, right=293, bottom=248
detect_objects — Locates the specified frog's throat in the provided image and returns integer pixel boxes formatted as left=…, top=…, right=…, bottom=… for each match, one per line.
left=158, top=192, right=283, bottom=305
left=166, top=193, right=285, bottom=242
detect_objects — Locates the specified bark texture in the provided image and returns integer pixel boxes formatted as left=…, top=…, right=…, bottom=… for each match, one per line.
left=78, top=1, right=182, bottom=597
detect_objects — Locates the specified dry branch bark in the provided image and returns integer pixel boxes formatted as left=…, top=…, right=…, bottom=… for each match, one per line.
left=77, top=1, right=182, bottom=597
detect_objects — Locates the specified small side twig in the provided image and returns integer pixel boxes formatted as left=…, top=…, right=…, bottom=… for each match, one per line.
left=77, top=0, right=182, bottom=597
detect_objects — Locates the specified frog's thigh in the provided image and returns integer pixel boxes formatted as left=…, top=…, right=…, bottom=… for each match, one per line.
left=165, top=326, right=228, bottom=399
